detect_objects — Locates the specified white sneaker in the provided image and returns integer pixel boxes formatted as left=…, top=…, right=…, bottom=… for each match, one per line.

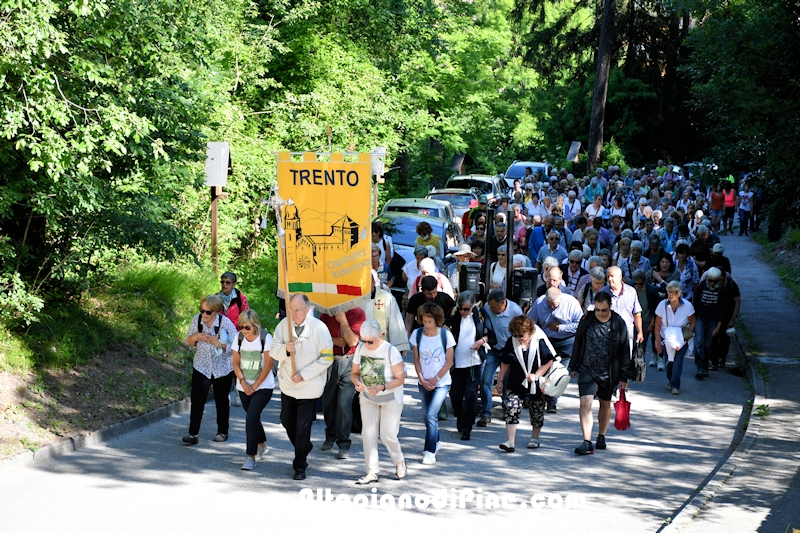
left=648, top=358, right=657, bottom=367
left=434, top=441, right=442, bottom=454
left=422, top=451, right=436, bottom=465
left=241, top=457, right=255, bottom=470
left=256, top=444, right=268, bottom=460
left=657, top=358, right=666, bottom=371
left=232, top=392, right=242, bottom=407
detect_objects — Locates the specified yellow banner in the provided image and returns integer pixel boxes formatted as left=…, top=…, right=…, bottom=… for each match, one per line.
left=276, top=151, right=372, bottom=314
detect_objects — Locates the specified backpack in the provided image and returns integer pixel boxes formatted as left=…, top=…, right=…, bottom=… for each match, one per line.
left=237, top=330, right=277, bottom=377
left=197, top=314, right=222, bottom=336
left=415, top=327, right=449, bottom=359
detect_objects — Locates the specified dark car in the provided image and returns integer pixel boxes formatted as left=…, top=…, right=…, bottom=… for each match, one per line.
left=444, top=174, right=509, bottom=206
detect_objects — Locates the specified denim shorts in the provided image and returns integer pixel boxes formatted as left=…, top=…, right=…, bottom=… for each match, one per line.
left=710, top=209, right=723, bottom=217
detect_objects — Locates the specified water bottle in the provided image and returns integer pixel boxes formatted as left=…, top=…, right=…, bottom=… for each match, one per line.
left=216, top=328, right=229, bottom=357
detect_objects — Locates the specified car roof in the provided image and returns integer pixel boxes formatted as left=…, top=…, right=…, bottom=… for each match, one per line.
left=427, top=188, right=478, bottom=196
left=375, top=211, right=450, bottom=226
left=448, top=174, right=498, bottom=181
left=384, top=198, right=451, bottom=207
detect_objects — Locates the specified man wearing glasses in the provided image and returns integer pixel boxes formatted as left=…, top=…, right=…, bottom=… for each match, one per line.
left=478, top=289, right=523, bottom=427
left=561, top=250, right=588, bottom=296
left=535, top=231, right=568, bottom=273
left=270, top=294, right=334, bottom=480
left=569, top=291, right=631, bottom=455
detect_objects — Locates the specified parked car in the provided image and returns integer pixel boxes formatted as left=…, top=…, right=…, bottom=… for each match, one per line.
left=382, top=198, right=460, bottom=228
left=425, top=188, right=479, bottom=220
left=504, top=161, right=552, bottom=187
left=444, top=174, right=509, bottom=206
left=373, top=212, right=464, bottom=300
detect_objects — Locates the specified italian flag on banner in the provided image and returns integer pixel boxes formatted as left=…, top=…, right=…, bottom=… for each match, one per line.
left=276, top=151, right=372, bottom=314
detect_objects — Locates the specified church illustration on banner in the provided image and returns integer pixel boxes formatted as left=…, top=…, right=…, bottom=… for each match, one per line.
left=284, top=204, right=360, bottom=271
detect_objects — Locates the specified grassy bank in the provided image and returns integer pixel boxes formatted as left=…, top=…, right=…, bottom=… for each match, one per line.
left=0, top=255, right=280, bottom=458
left=751, top=229, right=800, bottom=301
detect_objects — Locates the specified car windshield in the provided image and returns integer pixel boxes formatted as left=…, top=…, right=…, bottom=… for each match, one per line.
left=378, top=217, right=442, bottom=247
left=447, top=179, right=492, bottom=194
left=385, top=205, right=441, bottom=217
left=507, top=164, right=545, bottom=179
left=428, top=193, right=472, bottom=208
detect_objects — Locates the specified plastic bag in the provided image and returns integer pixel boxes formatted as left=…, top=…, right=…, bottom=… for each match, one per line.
left=664, top=326, right=684, bottom=351
left=614, top=389, right=631, bottom=431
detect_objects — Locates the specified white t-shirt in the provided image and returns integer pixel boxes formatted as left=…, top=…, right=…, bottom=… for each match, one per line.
left=353, top=341, right=405, bottom=404
left=454, top=316, right=481, bottom=368
left=232, top=333, right=275, bottom=391
left=739, top=191, right=753, bottom=212
left=656, top=299, right=695, bottom=340
left=490, top=262, right=507, bottom=288
left=410, top=328, right=456, bottom=387
left=402, top=260, right=422, bottom=290
left=585, top=203, right=602, bottom=221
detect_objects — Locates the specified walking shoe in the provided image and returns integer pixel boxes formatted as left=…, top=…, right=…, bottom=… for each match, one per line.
left=527, top=438, right=540, bottom=449
left=337, top=448, right=350, bottom=460
left=461, top=433, right=471, bottom=441
left=256, top=443, right=268, bottom=459
left=214, top=433, right=228, bottom=442
left=702, top=369, right=710, bottom=378
left=595, top=435, right=606, bottom=450
left=231, top=392, right=242, bottom=407
left=321, top=440, right=334, bottom=451
left=477, top=415, right=491, bottom=427
left=355, top=473, right=379, bottom=485
left=649, top=359, right=657, bottom=367
left=672, top=388, right=680, bottom=395
left=709, top=364, right=718, bottom=371
left=422, top=451, right=436, bottom=465
left=574, top=440, right=594, bottom=455
left=182, top=434, right=199, bottom=445
left=438, top=403, right=448, bottom=421
left=695, top=372, right=704, bottom=380
left=499, top=441, right=515, bottom=453
left=546, top=402, right=557, bottom=414
left=657, top=359, right=666, bottom=371
left=293, top=468, right=306, bottom=480
left=241, top=457, right=256, bottom=470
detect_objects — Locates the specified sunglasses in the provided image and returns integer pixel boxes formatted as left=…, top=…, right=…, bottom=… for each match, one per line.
left=569, top=260, right=581, bottom=265
left=458, top=307, right=472, bottom=312
left=513, top=334, right=527, bottom=339
left=221, top=280, right=234, bottom=285
left=200, top=309, right=214, bottom=315
left=477, top=227, right=486, bottom=230
left=242, top=325, right=254, bottom=331
left=360, top=339, right=377, bottom=346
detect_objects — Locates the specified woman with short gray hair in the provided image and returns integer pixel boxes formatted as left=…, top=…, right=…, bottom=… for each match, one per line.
left=446, top=291, right=488, bottom=441
left=618, top=240, right=651, bottom=282
left=351, top=319, right=407, bottom=483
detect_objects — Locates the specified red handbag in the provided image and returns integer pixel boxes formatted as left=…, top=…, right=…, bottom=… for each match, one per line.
left=614, top=389, right=631, bottom=430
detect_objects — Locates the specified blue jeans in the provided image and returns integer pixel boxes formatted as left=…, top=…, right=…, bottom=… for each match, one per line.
left=419, top=384, right=450, bottom=453
left=663, top=340, right=689, bottom=390
left=694, top=318, right=718, bottom=372
left=480, top=349, right=503, bottom=417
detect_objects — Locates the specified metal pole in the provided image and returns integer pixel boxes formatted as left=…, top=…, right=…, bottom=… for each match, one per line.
left=211, top=186, right=219, bottom=273
left=269, top=185, right=296, bottom=375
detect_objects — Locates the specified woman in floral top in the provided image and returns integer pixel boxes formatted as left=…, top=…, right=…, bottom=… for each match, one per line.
left=183, top=294, right=238, bottom=445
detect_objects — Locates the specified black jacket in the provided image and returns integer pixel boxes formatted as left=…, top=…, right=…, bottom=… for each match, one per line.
left=570, top=310, right=631, bottom=385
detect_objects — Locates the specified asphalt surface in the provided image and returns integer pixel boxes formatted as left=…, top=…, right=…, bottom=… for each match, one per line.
left=2, top=232, right=797, bottom=532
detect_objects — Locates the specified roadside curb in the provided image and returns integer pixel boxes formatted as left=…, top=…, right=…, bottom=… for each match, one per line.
left=660, top=330, right=766, bottom=532
left=0, top=397, right=190, bottom=472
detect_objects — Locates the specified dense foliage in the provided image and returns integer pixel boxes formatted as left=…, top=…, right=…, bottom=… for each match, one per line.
left=0, top=0, right=797, bottom=331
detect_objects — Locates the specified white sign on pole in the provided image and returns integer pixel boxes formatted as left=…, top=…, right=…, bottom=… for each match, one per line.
left=371, top=147, right=387, bottom=177
left=205, top=142, right=230, bottom=187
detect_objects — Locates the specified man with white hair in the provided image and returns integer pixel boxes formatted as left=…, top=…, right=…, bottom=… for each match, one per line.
left=536, top=262, right=569, bottom=297
left=692, top=267, right=731, bottom=379
left=528, top=287, right=583, bottom=413
left=565, top=190, right=581, bottom=222
left=408, top=257, right=454, bottom=299
left=600, top=266, right=644, bottom=353
left=536, top=231, right=568, bottom=272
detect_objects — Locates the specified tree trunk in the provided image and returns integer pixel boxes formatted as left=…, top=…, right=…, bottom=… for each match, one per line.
left=587, top=0, right=616, bottom=173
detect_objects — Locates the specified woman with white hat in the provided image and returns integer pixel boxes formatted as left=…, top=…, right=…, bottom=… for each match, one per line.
left=447, top=243, right=477, bottom=296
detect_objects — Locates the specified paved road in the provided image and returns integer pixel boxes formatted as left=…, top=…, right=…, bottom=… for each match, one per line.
left=670, top=234, right=800, bottom=533
left=0, top=343, right=750, bottom=532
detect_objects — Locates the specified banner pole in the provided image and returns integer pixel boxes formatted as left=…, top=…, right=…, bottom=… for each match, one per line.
left=270, top=185, right=297, bottom=376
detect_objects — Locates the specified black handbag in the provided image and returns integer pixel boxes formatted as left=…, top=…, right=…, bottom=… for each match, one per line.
left=631, top=341, right=647, bottom=383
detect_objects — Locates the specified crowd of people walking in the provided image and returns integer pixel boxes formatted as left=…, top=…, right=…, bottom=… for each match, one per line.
left=182, top=162, right=745, bottom=481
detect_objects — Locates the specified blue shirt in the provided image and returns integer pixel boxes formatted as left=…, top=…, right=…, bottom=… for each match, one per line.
left=600, top=284, right=642, bottom=333
left=483, top=299, right=523, bottom=351
left=527, top=293, right=583, bottom=340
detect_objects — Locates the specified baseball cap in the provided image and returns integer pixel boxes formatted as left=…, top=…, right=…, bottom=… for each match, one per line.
left=602, top=208, right=611, bottom=220
left=478, top=194, right=488, bottom=204
left=712, top=243, right=724, bottom=253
